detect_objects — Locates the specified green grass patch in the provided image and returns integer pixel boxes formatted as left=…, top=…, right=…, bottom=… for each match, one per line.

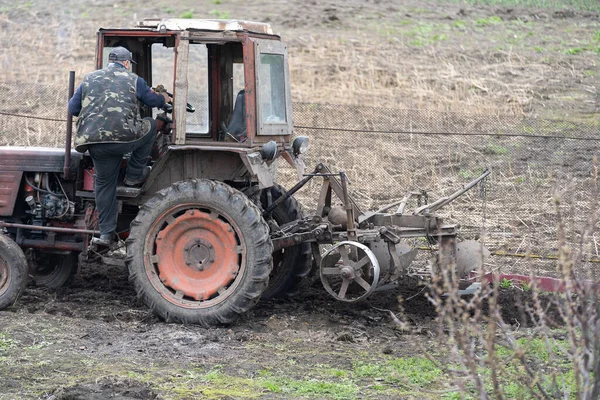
left=475, top=16, right=503, bottom=27
left=180, top=10, right=194, bottom=18
left=0, top=333, right=14, bottom=351
left=209, top=9, right=231, bottom=19
left=565, top=47, right=585, bottom=55
left=482, top=334, right=575, bottom=398
left=197, top=367, right=359, bottom=399
left=353, top=357, right=443, bottom=389
left=500, top=278, right=513, bottom=289
left=262, top=376, right=359, bottom=399
left=404, top=22, right=450, bottom=46
left=458, top=168, right=487, bottom=179
left=485, top=144, right=509, bottom=155
left=452, top=20, right=467, bottom=29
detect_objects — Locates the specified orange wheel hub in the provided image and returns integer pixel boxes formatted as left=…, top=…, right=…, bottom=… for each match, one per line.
left=148, top=208, right=244, bottom=305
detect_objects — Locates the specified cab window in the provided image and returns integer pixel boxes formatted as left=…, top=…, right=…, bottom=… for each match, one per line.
left=259, top=54, right=286, bottom=124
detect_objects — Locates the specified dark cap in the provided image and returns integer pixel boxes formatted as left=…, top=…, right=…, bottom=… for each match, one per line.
left=108, top=47, right=137, bottom=64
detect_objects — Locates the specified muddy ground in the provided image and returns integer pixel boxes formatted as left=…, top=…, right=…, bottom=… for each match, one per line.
left=1, top=259, right=548, bottom=400
left=0, top=263, right=440, bottom=399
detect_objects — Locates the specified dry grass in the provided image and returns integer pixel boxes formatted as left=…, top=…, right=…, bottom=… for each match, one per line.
left=289, top=36, right=535, bottom=115
left=0, top=0, right=598, bottom=275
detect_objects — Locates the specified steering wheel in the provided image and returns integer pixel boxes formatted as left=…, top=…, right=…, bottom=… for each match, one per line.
left=154, top=88, right=195, bottom=113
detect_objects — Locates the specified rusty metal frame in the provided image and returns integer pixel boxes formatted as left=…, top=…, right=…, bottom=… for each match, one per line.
left=0, top=171, right=23, bottom=217
left=252, top=38, right=293, bottom=137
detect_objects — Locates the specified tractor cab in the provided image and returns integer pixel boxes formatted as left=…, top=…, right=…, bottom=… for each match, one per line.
left=97, top=19, right=294, bottom=149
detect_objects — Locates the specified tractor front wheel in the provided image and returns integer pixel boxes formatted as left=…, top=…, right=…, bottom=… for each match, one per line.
left=127, top=179, right=273, bottom=326
left=0, top=234, right=28, bottom=310
left=30, top=252, right=77, bottom=289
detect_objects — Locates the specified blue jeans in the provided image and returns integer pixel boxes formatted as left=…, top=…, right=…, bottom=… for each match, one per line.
left=88, top=118, right=157, bottom=235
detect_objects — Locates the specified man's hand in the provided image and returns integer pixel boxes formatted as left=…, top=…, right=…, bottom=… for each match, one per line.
left=161, top=92, right=171, bottom=103
left=154, top=85, right=171, bottom=103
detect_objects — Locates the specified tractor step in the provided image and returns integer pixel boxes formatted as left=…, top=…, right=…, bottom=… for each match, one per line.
left=76, top=186, right=141, bottom=199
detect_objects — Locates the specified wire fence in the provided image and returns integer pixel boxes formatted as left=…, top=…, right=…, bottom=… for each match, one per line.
left=1, top=82, right=599, bottom=277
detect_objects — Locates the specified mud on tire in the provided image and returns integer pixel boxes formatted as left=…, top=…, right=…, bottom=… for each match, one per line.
left=126, top=179, right=273, bottom=326
left=259, top=184, right=312, bottom=299
left=0, top=234, right=28, bottom=310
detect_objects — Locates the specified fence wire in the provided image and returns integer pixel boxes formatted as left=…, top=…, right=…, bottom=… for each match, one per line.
left=1, top=83, right=599, bottom=277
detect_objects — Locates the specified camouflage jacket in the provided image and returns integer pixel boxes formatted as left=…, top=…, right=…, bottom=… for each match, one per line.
left=74, top=64, right=146, bottom=152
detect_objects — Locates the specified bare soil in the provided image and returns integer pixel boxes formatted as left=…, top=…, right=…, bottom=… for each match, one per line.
left=0, top=264, right=435, bottom=399
left=1, top=261, right=557, bottom=399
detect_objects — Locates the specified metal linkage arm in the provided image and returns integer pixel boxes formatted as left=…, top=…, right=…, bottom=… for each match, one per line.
left=413, top=168, right=490, bottom=215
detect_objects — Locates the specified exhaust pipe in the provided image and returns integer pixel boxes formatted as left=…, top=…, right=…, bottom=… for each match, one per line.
left=63, top=70, right=75, bottom=179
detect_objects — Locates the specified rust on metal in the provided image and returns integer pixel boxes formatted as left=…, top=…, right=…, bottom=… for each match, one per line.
left=16, top=238, right=84, bottom=252
left=0, top=221, right=99, bottom=235
left=244, top=36, right=257, bottom=144
left=147, top=205, right=246, bottom=307
left=0, top=171, right=23, bottom=217
left=0, top=147, right=83, bottom=173
left=340, top=171, right=357, bottom=243
left=136, top=19, right=275, bottom=36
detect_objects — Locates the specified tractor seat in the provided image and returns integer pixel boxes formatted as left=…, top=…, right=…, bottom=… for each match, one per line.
left=223, top=90, right=247, bottom=142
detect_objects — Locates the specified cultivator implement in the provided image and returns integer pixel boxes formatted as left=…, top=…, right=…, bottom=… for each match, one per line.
left=268, top=164, right=491, bottom=302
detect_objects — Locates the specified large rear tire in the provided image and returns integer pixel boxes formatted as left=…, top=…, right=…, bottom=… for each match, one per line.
left=126, top=179, right=273, bottom=326
left=0, top=234, right=28, bottom=310
left=260, top=184, right=312, bottom=299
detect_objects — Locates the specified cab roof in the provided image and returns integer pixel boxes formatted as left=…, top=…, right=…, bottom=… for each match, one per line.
left=136, top=18, right=275, bottom=35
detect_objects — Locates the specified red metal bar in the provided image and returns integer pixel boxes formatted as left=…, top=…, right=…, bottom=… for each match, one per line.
left=243, top=35, right=257, bottom=145
left=18, top=238, right=84, bottom=252
left=0, top=221, right=98, bottom=235
left=210, top=46, right=220, bottom=140
left=472, top=272, right=597, bottom=293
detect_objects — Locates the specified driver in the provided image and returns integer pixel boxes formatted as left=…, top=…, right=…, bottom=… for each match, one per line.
left=68, top=46, right=171, bottom=247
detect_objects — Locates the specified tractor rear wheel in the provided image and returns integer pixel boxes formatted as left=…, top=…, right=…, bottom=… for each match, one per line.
left=0, top=234, right=28, bottom=310
left=260, top=184, right=312, bottom=299
left=127, top=179, right=273, bottom=326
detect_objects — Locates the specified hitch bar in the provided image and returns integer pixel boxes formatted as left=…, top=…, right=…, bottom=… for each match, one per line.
left=413, top=168, right=490, bottom=215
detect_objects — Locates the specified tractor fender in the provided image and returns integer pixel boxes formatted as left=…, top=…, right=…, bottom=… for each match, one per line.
left=138, top=146, right=273, bottom=201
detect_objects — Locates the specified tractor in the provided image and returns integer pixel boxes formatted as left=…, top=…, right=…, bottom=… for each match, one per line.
left=0, top=19, right=489, bottom=326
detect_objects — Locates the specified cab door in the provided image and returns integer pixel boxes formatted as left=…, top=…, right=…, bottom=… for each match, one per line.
left=252, top=39, right=293, bottom=138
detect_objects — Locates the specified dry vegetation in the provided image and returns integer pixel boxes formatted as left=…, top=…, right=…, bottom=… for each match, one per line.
left=1, top=0, right=599, bottom=266
left=0, top=0, right=598, bottom=116
left=422, top=165, right=600, bottom=399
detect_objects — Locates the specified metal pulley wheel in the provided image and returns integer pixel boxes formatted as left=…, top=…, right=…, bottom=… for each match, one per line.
left=319, top=241, right=380, bottom=302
